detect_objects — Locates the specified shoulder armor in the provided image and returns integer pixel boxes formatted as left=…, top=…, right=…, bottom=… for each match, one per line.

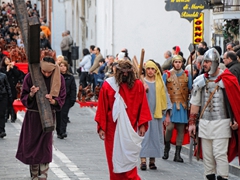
left=165, top=70, right=171, bottom=78
left=165, top=70, right=172, bottom=82
left=218, top=79, right=225, bottom=88
left=192, top=74, right=206, bottom=91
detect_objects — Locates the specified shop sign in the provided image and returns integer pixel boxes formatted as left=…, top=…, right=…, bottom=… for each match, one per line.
left=165, top=0, right=209, bottom=22
left=193, top=13, right=204, bottom=44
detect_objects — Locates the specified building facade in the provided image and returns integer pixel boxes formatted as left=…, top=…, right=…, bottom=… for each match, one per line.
left=5, top=0, right=239, bottom=63
left=210, top=0, right=240, bottom=52
left=51, top=0, right=210, bottom=63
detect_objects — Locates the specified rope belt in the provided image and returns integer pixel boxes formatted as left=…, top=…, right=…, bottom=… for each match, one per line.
left=27, top=109, right=56, bottom=113
left=27, top=109, right=39, bottom=112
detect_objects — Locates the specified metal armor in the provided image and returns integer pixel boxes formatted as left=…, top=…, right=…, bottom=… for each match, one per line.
left=202, top=48, right=220, bottom=75
left=166, top=70, right=189, bottom=110
left=202, top=80, right=227, bottom=120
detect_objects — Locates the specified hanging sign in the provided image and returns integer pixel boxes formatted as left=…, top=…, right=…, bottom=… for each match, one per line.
left=193, top=13, right=204, bottom=44
left=165, top=0, right=209, bottom=22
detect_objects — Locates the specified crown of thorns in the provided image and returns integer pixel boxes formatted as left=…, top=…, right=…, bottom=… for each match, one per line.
left=116, top=64, right=133, bottom=72
left=115, top=60, right=134, bottom=72
left=40, top=49, right=56, bottom=60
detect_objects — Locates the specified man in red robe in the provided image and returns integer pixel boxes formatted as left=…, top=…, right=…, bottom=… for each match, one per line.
left=95, top=60, right=152, bottom=180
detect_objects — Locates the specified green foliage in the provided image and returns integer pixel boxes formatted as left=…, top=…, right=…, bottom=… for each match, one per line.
left=223, top=19, right=239, bottom=42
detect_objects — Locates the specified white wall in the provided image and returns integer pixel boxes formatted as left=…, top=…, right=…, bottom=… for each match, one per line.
left=51, top=1, right=66, bottom=56
left=95, top=0, right=198, bottom=64
left=203, top=9, right=212, bottom=48
left=95, top=0, right=106, bottom=55
left=85, top=0, right=96, bottom=50
left=51, top=0, right=212, bottom=64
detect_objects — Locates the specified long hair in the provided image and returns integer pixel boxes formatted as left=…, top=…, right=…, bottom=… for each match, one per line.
left=59, top=60, right=71, bottom=75
left=0, top=56, right=10, bottom=69
left=114, top=60, right=136, bottom=89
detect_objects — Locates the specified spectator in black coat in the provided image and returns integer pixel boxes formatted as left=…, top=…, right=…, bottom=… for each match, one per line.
left=223, top=51, right=240, bottom=84
left=40, top=32, right=51, bottom=50
left=0, top=56, right=21, bottom=122
left=56, top=60, right=77, bottom=139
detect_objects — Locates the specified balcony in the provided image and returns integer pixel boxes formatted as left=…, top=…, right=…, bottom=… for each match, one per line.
left=211, top=0, right=240, bottom=19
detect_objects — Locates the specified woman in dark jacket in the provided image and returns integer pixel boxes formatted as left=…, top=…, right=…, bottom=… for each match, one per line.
left=0, top=56, right=21, bottom=122
left=40, top=32, right=52, bottom=50
left=56, top=60, right=77, bottom=139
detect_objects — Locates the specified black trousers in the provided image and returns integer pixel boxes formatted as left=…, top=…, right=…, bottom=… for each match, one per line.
left=62, top=50, right=69, bottom=61
left=68, top=52, right=72, bottom=66
left=6, top=102, right=16, bottom=121
left=79, top=72, right=89, bottom=88
left=0, top=94, right=8, bottom=132
left=56, top=98, right=72, bottom=135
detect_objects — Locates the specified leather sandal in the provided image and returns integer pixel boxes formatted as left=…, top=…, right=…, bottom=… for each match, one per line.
left=140, top=162, right=147, bottom=170
left=149, top=163, right=157, bottom=170
left=30, top=165, right=39, bottom=180
left=38, top=164, right=49, bottom=179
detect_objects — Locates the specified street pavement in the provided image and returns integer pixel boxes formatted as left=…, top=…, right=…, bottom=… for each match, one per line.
left=0, top=103, right=239, bottom=180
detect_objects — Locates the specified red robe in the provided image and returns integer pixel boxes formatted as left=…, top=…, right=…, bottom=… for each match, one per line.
left=215, top=69, right=240, bottom=164
left=95, top=80, right=152, bottom=180
left=195, top=69, right=240, bottom=163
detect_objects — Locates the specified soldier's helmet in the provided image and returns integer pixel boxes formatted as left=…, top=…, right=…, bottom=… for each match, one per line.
left=202, top=48, right=220, bottom=75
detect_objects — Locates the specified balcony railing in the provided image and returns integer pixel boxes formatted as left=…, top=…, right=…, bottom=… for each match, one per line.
left=212, top=0, right=240, bottom=12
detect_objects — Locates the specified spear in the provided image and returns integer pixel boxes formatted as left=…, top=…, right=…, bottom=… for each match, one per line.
left=132, top=49, right=148, bottom=92
left=188, top=44, right=196, bottom=164
left=139, top=49, right=145, bottom=78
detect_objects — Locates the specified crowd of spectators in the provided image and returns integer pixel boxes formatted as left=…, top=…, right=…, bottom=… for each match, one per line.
left=0, top=1, right=42, bottom=123
left=78, top=46, right=130, bottom=90
left=0, top=1, right=43, bottom=62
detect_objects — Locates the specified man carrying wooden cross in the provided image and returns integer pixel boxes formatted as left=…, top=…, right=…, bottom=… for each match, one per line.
left=16, top=57, right=66, bottom=179
left=13, top=1, right=66, bottom=179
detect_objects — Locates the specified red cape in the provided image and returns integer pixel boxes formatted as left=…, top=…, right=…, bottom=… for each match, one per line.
left=215, top=69, right=240, bottom=164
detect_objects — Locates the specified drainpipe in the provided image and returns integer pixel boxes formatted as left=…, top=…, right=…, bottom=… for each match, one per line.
left=111, top=0, right=114, bottom=55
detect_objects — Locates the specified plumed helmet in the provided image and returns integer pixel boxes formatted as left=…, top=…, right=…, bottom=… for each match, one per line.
left=175, top=46, right=180, bottom=55
left=202, top=48, right=220, bottom=75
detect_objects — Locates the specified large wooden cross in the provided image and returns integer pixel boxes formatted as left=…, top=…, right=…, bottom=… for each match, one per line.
left=13, top=0, right=54, bottom=132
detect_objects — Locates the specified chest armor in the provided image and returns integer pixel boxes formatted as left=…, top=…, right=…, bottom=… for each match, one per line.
left=166, top=71, right=189, bottom=109
left=202, top=80, right=227, bottom=120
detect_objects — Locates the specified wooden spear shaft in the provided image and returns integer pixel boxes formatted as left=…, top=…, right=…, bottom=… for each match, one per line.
left=139, top=49, right=145, bottom=78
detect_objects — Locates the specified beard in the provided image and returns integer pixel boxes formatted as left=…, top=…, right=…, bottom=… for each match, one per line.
left=203, top=66, right=210, bottom=73
left=122, top=75, right=128, bottom=83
